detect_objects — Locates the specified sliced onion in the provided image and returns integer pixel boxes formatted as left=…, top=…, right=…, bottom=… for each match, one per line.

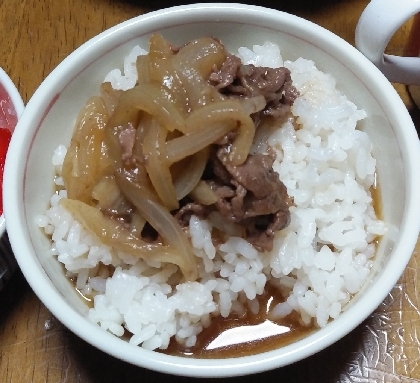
left=174, top=37, right=227, bottom=78
left=116, top=165, right=160, bottom=203
left=142, top=116, right=179, bottom=211
left=107, top=84, right=185, bottom=133
left=91, top=175, right=121, bottom=210
left=165, top=122, right=233, bottom=163
left=183, top=99, right=256, bottom=165
left=149, top=33, right=174, bottom=59
left=62, top=96, right=111, bottom=204
left=136, top=55, right=151, bottom=85
left=171, top=61, right=221, bottom=110
left=129, top=210, right=147, bottom=238
left=239, top=95, right=267, bottom=115
left=100, top=82, right=122, bottom=115
left=60, top=198, right=180, bottom=262
left=196, top=100, right=255, bottom=165
left=173, top=147, right=210, bottom=200
left=189, top=180, right=219, bottom=205
left=115, top=171, right=198, bottom=281
left=229, top=116, right=256, bottom=165
left=149, top=56, right=189, bottom=116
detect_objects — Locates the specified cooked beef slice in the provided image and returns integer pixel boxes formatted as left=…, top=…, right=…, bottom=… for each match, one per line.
left=209, top=53, right=299, bottom=118
left=204, top=149, right=291, bottom=251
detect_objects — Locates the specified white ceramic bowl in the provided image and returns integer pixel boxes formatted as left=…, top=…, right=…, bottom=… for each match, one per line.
left=4, top=3, right=420, bottom=377
left=0, top=67, right=24, bottom=289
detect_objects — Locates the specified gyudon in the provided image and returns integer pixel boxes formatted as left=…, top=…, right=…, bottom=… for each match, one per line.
left=38, top=34, right=385, bottom=356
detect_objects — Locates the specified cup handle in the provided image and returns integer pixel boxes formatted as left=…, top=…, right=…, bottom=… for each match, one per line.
left=355, top=0, right=420, bottom=85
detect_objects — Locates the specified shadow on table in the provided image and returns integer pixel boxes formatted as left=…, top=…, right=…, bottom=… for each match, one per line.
left=110, top=0, right=349, bottom=15
left=408, top=103, right=420, bottom=138
left=0, top=270, right=30, bottom=325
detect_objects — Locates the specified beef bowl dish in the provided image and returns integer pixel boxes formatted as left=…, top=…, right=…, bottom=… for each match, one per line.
left=4, top=3, right=420, bottom=378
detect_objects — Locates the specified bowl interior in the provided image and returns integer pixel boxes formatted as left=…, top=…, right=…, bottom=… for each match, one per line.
left=6, top=4, right=420, bottom=377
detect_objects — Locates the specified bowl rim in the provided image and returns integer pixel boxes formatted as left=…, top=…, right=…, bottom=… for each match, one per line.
left=4, top=3, right=420, bottom=377
left=0, top=67, right=24, bottom=237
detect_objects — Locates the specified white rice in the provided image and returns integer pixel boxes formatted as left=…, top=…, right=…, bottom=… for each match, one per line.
left=37, top=41, right=387, bottom=350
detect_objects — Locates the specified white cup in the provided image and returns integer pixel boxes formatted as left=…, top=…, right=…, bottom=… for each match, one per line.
left=355, top=0, right=420, bottom=85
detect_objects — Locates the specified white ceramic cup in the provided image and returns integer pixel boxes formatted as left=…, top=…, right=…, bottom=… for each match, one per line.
left=355, top=0, right=420, bottom=85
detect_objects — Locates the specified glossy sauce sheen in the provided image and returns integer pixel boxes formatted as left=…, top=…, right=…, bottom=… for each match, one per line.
left=163, top=284, right=314, bottom=358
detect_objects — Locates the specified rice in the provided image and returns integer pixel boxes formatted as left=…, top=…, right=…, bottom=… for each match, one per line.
left=37, top=41, right=387, bottom=350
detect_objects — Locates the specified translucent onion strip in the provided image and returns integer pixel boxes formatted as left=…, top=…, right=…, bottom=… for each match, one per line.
left=170, top=37, right=227, bottom=111
left=142, top=116, right=179, bottom=211
left=115, top=172, right=198, bottom=281
left=174, top=37, right=227, bottom=78
left=129, top=211, right=147, bottom=238
left=185, top=99, right=256, bottom=165
left=100, top=82, right=122, bottom=115
left=62, top=96, right=111, bottom=204
left=116, top=165, right=160, bottom=204
left=135, top=55, right=151, bottom=85
left=107, top=84, right=185, bottom=133
left=165, top=122, right=234, bottom=164
left=148, top=33, right=174, bottom=60
left=173, top=147, right=210, bottom=200
left=171, top=61, right=221, bottom=110
left=189, top=180, right=219, bottom=205
left=60, top=198, right=185, bottom=265
left=91, top=175, right=121, bottom=210
left=149, top=56, right=189, bottom=116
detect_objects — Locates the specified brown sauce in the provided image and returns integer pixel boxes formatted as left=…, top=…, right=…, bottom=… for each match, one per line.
left=162, top=284, right=315, bottom=358
left=370, top=180, right=383, bottom=221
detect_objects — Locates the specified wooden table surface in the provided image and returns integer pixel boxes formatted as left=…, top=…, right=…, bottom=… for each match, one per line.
left=1, top=0, right=420, bottom=382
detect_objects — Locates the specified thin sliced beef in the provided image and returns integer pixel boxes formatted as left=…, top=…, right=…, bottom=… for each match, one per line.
left=224, top=153, right=282, bottom=200
left=174, top=202, right=211, bottom=226
left=175, top=149, right=292, bottom=252
left=209, top=54, right=299, bottom=118
left=209, top=53, right=242, bottom=89
left=160, top=45, right=295, bottom=252
left=202, top=148, right=291, bottom=252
